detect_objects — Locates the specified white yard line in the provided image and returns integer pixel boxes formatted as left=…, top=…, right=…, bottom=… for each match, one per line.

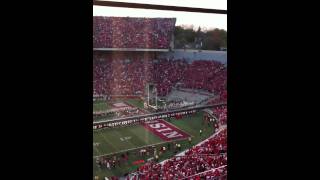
left=99, top=132, right=118, bottom=154
left=93, top=144, right=103, bottom=156
left=93, top=137, right=189, bottom=158
left=94, top=121, right=191, bottom=158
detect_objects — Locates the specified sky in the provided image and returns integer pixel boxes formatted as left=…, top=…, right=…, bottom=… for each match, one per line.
left=93, top=0, right=227, bottom=30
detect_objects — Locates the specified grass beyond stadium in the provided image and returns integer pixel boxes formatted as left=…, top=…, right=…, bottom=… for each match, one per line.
left=93, top=110, right=215, bottom=178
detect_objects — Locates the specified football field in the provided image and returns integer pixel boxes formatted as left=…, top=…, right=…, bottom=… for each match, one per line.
left=93, top=125, right=163, bottom=156
left=93, top=111, right=215, bottom=178
left=93, top=98, right=145, bottom=121
left=93, top=98, right=145, bottom=112
left=93, top=100, right=109, bottom=112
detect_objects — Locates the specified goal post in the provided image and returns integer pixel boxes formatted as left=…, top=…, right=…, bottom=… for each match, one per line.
left=145, top=83, right=158, bottom=109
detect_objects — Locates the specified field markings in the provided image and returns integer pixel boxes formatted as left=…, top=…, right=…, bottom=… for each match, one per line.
left=128, top=125, right=162, bottom=145
left=100, top=132, right=118, bottom=150
left=170, top=112, right=207, bottom=137
left=124, top=130, right=145, bottom=148
left=95, top=126, right=148, bottom=155
left=93, top=135, right=105, bottom=156
left=163, top=119, right=194, bottom=138
left=93, top=144, right=103, bottom=157
left=142, top=119, right=191, bottom=142
left=93, top=137, right=189, bottom=158
left=117, top=125, right=158, bottom=149
left=93, top=113, right=214, bottom=157
left=93, top=118, right=202, bottom=157
left=96, top=131, right=118, bottom=154
left=113, top=130, right=137, bottom=150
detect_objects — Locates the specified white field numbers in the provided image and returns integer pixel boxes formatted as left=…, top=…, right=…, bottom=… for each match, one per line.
left=120, top=136, right=132, bottom=141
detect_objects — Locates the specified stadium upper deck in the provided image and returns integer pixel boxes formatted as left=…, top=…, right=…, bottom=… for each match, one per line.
left=93, top=17, right=176, bottom=49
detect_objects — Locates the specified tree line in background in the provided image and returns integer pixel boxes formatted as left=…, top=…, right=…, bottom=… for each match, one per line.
left=174, top=25, right=227, bottom=50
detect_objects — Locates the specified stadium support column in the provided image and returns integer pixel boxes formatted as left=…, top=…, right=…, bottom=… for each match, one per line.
left=170, top=33, right=174, bottom=51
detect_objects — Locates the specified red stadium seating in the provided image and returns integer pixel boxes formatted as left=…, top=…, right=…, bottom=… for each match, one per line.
left=129, top=128, right=227, bottom=179
left=93, top=54, right=227, bottom=98
left=213, top=106, right=227, bottom=126
left=93, top=17, right=176, bottom=49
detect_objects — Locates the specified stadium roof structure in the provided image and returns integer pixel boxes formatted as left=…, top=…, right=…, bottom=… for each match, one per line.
left=93, top=48, right=169, bottom=52
left=93, top=0, right=227, bottom=14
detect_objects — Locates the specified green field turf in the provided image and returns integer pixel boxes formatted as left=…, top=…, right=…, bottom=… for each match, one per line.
left=93, top=100, right=109, bottom=112
left=93, top=98, right=145, bottom=113
left=93, top=125, right=163, bottom=156
left=93, top=114, right=116, bottom=121
left=93, top=111, right=215, bottom=179
left=124, top=99, right=144, bottom=109
left=93, top=98, right=146, bottom=121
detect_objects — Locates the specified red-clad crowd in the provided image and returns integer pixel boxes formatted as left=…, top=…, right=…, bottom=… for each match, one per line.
left=185, top=129, right=227, bottom=156
left=189, top=166, right=227, bottom=180
left=93, top=53, right=227, bottom=98
left=93, top=17, right=176, bottom=49
left=208, top=90, right=227, bottom=105
left=213, top=106, right=227, bottom=126
left=181, top=60, right=227, bottom=95
left=93, top=53, right=153, bottom=96
left=128, top=128, right=227, bottom=180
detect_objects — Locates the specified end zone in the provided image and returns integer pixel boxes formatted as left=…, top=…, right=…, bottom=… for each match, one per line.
left=142, top=119, right=190, bottom=141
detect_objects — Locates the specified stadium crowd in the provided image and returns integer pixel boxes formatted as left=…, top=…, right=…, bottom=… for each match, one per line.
left=93, top=54, right=227, bottom=99
left=93, top=53, right=152, bottom=96
left=181, top=60, right=226, bottom=95
left=93, top=17, right=176, bottom=49
left=93, top=16, right=227, bottom=180
left=129, top=128, right=227, bottom=179
left=213, top=106, right=227, bottom=126
left=189, top=167, right=227, bottom=180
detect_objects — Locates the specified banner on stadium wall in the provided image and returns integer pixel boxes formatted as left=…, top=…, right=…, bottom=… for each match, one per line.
left=93, top=109, right=197, bottom=129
